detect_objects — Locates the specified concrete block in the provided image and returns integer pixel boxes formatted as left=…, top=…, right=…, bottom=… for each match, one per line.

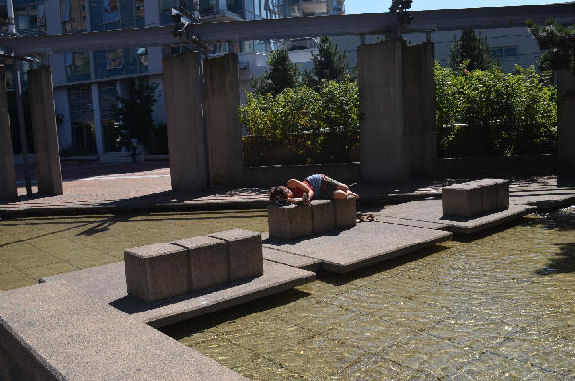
left=311, top=200, right=336, bottom=234
left=172, top=236, right=229, bottom=291
left=124, top=242, right=188, bottom=303
left=209, top=229, right=263, bottom=280
left=334, top=197, right=357, bottom=229
left=267, top=204, right=313, bottom=240
left=443, top=179, right=509, bottom=217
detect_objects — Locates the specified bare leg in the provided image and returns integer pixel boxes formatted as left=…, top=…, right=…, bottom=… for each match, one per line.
left=333, top=190, right=347, bottom=199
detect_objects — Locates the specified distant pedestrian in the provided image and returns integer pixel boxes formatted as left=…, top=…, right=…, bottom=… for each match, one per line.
left=269, top=174, right=358, bottom=206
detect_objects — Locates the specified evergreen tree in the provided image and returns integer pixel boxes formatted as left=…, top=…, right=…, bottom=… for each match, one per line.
left=251, top=49, right=299, bottom=95
left=528, top=19, right=575, bottom=73
left=303, top=36, right=349, bottom=89
left=449, top=29, right=493, bottom=71
left=114, top=80, right=157, bottom=146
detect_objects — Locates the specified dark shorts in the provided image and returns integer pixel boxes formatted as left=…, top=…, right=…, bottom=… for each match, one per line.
left=318, top=175, right=343, bottom=199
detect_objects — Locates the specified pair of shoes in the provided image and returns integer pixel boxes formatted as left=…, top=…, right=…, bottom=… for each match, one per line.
left=356, top=213, right=377, bottom=223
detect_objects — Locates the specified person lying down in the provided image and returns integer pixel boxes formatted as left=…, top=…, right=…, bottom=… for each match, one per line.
left=269, top=174, right=359, bottom=206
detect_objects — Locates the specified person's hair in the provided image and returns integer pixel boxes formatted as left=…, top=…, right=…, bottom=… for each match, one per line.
left=269, top=186, right=288, bottom=203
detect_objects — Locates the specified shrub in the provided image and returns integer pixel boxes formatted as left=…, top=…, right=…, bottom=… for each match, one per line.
left=240, top=80, right=359, bottom=164
left=435, top=62, right=557, bottom=157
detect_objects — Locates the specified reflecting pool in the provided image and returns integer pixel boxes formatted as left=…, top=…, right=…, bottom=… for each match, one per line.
left=0, top=210, right=268, bottom=290
left=164, top=208, right=575, bottom=380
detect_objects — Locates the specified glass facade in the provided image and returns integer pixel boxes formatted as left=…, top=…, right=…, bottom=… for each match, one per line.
left=89, top=0, right=144, bottom=31
left=67, top=85, right=97, bottom=154
left=11, top=0, right=46, bottom=36
left=65, top=52, right=91, bottom=82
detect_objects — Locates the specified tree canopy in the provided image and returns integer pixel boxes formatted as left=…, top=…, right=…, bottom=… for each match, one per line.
left=449, top=29, right=493, bottom=71
left=302, top=37, right=349, bottom=89
left=527, top=19, right=575, bottom=73
left=251, top=49, right=300, bottom=96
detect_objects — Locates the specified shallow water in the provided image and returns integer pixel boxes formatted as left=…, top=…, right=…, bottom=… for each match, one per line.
left=163, top=207, right=575, bottom=380
left=0, top=210, right=268, bottom=290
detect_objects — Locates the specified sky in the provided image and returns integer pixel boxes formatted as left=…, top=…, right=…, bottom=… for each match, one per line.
left=344, top=0, right=574, bottom=14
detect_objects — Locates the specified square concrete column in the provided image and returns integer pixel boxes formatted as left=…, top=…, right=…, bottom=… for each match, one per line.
left=310, top=200, right=336, bottom=234
left=267, top=204, right=313, bottom=240
left=171, top=236, right=229, bottom=291
left=558, top=70, right=575, bottom=170
left=124, top=242, right=189, bottom=303
left=358, top=40, right=436, bottom=182
left=28, top=66, right=63, bottom=195
left=208, top=229, right=263, bottom=281
left=163, top=52, right=208, bottom=192
left=204, top=53, right=243, bottom=186
left=0, top=66, right=17, bottom=201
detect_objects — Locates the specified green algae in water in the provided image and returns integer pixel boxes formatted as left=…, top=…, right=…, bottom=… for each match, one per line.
left=164, top=208, right=575, bottom=380
left=0, top=210, right=268, bottom=290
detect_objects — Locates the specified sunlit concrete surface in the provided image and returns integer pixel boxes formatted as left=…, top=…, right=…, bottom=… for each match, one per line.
left=164, top=208, right=575, bottom=380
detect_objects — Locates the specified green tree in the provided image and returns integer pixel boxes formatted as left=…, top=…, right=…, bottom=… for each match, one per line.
left=449, top=29, right=493, bottom=71
left=303, top=36, right=349, bottom=89
left=527, top=19, right=575, bottom=73
left=251, top=49, right=300, bottom=96
left=114, top=80, right=157, bottom=147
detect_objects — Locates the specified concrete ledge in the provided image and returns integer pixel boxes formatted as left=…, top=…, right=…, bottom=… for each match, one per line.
left=41, top=260, right=316, bottom=328
left=334, top=197, right=357, bottom=228
left=380, top=199, right=535, bottom=234
left=0, top=280, right=247, bottom=380
left=263, top=246, right=322, bottom=272
left=264, top=223, right=452, bottom=273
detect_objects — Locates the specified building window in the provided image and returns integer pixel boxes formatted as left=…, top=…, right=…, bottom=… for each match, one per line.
left=65, top=52, right=91, bottom=82
left=68, top=85, right=97, bottom=154
left=107, top=49, right=124, bottom=69
left=15, top=2, right=46, bottom=36
left=61, top=0, right=87, bottom=33
left=160, top=0, right=179, bottom=13
left=104, top=0, right=121, bottom=23
left=135, top=0, right=145, bottom=17
left=492, top=46, right=519, bottom=60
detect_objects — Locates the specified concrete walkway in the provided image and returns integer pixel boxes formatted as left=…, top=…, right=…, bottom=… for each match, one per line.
left=4, top=162, right=572, bottom=218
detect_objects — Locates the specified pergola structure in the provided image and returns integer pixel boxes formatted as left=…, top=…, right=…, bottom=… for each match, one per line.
left=1, top=4, right=574, bottom=199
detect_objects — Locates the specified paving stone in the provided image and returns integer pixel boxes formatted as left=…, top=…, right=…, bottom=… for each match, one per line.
left=41, top=260, right=316, bottom=328
left=171, top=236, right=228, bottom=291
left=262, top=246, right=321, bottom=271
left=0, top=280, right=247, bottom=380
left=334, top=197, right=357, bottom=229
left=311, top=200, right=336, bottom=234
left=376, top=216, right=450, bottom=230
left=264, top=222, right=452, bottom=273
left=124, top=242, right=189, bottom=303
left=379, top=199, right=535, bottom=234
left=208, top=229, right=263, bottom=281
left=267, top=204, right=313, bottom=240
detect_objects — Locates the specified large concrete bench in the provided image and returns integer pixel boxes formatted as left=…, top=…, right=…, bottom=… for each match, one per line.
left=0, top=280, right=246, bottom=380
left=442, top=179, right=510, bottom=217
left=267, top=197, right=356, bottom=240
left=125, top=229, right=263, bottom=303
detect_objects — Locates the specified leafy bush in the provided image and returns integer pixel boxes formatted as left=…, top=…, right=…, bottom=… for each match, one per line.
left=435, top=62, right=557, bottom=157
left=240, top=79, right=359, bottom=164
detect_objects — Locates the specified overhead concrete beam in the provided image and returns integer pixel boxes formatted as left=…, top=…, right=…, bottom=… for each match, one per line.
left=2, top=4, right=574, bottom=56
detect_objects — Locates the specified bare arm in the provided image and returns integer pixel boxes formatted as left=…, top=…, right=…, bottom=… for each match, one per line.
left=286, top=179, right=314, bottom=204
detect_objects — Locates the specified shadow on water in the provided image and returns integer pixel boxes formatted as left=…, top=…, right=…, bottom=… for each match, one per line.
left=319, top=244, right=450, bottom=286
left=159, top=288, right=311, bottom=339
left=536, top=242, right=575, bottom=275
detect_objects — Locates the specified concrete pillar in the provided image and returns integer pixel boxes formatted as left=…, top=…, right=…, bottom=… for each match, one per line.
left=0, top=66, right=17, bottom=200
left=28, top=65, right=63, bottom=195
left=558, top=69, right=575, bottom=170
left=358, top=40, right=436, bottom=183
left=204, top=53, right=243, bottom=186
left=163, top=51, right=209, bottom=192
